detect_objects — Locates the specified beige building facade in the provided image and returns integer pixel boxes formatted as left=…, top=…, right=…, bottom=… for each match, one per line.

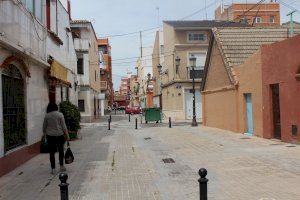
left=158, top=21, right=245, bottom=121
left=71, top=20, right=101, bottom=123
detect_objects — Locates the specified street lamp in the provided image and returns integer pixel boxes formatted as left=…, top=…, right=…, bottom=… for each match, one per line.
left=157, top=64, right=163, bottom=110
left=189, top=55, right=198, bottom=127
left=175, top=56, right=181, bottom=74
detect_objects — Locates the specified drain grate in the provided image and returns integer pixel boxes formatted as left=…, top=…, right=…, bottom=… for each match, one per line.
left=286, top=145, right=297, bottom=148
left=162, top=158, right=175, bottom=163
left=144, top=137, right=152, bottom=140
left=240, top=137, right=251, bottom=140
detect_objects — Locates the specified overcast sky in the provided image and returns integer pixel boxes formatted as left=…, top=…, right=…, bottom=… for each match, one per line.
left=69, top=0, right=300, bottom=89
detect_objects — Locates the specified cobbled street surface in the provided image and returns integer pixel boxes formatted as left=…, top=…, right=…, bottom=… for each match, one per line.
left=1, top=114, right=300, bottom=200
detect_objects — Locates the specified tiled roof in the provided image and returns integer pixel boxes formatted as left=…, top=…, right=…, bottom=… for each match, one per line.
left=164, top=20, right=250, bottom=28
left=212, top=27, right=300, bottom=84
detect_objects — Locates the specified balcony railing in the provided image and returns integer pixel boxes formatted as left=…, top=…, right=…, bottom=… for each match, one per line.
left=0, top=0, right=47, bottom=61
left=100, top=81, right=107, bottom=90
left=74, top=38, right=89, bottom=51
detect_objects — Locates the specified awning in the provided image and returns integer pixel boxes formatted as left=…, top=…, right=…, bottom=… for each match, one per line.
left=49, top=60, right=71, bottom=87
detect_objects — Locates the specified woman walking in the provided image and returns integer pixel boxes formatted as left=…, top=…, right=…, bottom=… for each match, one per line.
left=43, top=103, right=69, bottom=174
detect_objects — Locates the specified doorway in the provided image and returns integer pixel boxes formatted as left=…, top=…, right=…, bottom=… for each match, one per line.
left=271, top=84, right=281, bottom=139
left=2, top=64, right=26, bottom=152
left=185, top=89, right=202, bottom=120
left=245, top=94, right=254, bottom=135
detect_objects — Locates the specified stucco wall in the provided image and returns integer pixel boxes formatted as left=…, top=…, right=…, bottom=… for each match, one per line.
left=202, top=41, right=238, bottom=132
left=203, top=89, right=238, bottom=132
left=235, top=50, right=264, bottom=137
left=261, top=35, right=300, bottom=143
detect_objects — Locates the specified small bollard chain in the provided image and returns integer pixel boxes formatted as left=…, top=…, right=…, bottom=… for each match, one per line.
left=128, top=114, right=131, bottom=122
left=108, top=118, right=111, bottom=130
left=135, top=118, right=138, bottom=129
left=198, top=168, right=208, bottom=200
left=169, top=117, right=172, bottom=128
left=59, top=172, right=69, bottom=200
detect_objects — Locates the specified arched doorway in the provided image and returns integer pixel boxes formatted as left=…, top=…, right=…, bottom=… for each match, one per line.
left=2, top=64, right=26, bottom=152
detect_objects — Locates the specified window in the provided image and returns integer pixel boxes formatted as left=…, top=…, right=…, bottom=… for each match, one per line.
left=160, top=45, right=164, bottom=55
left=34, top=0, right=43, bottom=22
left=26, top=0, right=34, bottom=13
left=188, top=53, right=206, bottom=79
left=188, top=32, right=206, bottom=42
left=253, top=17, right=262, bottom=23
left=77, top=58, right=84, bottom=74
left=98, top=45, right=108, bottom=54
left=78, top=100, right=85, bottom=112
left=269, top=16, right=275, bottom=23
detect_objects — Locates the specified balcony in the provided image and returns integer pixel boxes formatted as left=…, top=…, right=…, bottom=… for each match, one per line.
left=0, top=0, right=47, bottom=62
left=100, top=81, right=108, bottom=90
left=74, top=38, right=89, bottom=51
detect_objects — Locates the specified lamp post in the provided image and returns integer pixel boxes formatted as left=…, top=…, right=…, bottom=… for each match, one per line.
left=157, top=64, right=162, bottom=109
left=189, top=55, right=198, bottom=127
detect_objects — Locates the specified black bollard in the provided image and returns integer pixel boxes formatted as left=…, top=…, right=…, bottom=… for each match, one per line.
left=59, top=173, right=69, bottom=200
left=115, top=108, right=116, bottom=115
left=198, top=168, right=208, bottom=200
left=169, top=117, right=172, bottom=128
left=108, top=118, right=111, bottom=130
left=135, top=118, right=138, bottom=129
left=109, top=115, right=112, bottom=122
left=128, top=114, right=131, bottom=122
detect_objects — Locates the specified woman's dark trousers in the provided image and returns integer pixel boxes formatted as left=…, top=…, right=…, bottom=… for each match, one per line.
left=46, top=135, right=65, bottom=169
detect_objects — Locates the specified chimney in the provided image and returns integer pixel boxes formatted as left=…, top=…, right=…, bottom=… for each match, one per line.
left=67, top=0, right=71, bottom=20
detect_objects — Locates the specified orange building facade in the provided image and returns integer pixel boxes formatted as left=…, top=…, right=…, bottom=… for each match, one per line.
left=98, top=38, right=114, bottom=107
left=215, top=2, right=280, bottom=27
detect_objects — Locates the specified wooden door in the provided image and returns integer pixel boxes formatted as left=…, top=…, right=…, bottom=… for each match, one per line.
left=271, top=84, right=281, bottom=139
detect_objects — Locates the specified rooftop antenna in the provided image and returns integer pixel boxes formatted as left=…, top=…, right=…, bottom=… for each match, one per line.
left=156, top=7, right=160, bottom=28
left=287, top=10, right=297, bottom=37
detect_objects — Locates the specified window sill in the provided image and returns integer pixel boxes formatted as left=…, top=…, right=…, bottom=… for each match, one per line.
left=48, top=30, right=63, bottom=45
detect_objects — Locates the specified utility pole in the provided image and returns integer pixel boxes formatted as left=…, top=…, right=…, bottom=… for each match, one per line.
left=287, top=10, right=297, bottom=37
left=140, top=31, right=143, bottom=58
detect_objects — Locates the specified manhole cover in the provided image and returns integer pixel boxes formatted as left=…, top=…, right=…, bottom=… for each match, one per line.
left=240, top=137, right=251, bottom=140
left=162, top=158, right=175, bottom=163
left=286, top=145, right=296, bottom=148
left=144, top=137, right=152, bottom=140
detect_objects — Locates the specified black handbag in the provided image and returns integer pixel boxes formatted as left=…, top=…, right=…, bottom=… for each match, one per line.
left=64, top=142, right=74, bottom=164
left=40, top=135, right=49, bottom=153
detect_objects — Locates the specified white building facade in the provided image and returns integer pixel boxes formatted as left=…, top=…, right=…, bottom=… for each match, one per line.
left=0, top=0, right=77, bottom=176
left=71, top=21, right=101, bottom=123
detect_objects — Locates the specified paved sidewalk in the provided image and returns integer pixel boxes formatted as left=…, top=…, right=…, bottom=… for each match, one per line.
left=1, top=114, right=300, bottom=199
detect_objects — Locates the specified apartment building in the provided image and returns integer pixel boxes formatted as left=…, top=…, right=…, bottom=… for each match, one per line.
left=71, top=20, right=101, bottom=123
left=215, top=1, right=280, bottom=26
left=159, top=20, right=248, bottom=121
left=0, top=0, right=77, bottom=176
left=98, top=38, right=114, bottom=108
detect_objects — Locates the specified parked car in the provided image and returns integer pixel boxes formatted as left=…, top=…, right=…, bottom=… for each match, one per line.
left=125, top=106, right=142, bottom=114
left=117, top=106, right=126, bottom=111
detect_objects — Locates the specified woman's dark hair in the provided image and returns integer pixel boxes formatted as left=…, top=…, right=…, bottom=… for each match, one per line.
left=47, top=103, right=58, bottom=113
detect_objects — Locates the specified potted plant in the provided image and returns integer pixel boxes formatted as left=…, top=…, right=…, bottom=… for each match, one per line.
left=59, top=101, right=81, bottom=140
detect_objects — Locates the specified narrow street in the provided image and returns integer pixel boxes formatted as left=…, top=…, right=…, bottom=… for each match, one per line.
left=0, top=114, right=300, bottom=200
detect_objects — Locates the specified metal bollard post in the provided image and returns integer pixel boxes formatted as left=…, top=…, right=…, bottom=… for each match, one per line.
left=109, top=115, right=112, bottom=122
left=128, top=114, right=131, bottom=122
left=108, top=118, right=111, bottom=130
left=198, top=168, right=208, bottom=200
left=115, top=108, right=116, bottom=115
left=59, top=173, right=69, bottom=200
left=169, top=117, right=172, bottom=128
left=135, top=118, right=138, bottom=129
